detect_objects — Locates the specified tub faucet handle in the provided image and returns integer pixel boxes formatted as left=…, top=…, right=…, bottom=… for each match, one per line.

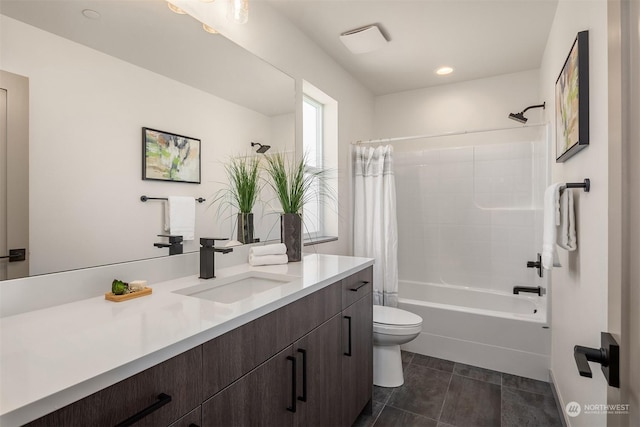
left=526, top=253, right=543, bottom=278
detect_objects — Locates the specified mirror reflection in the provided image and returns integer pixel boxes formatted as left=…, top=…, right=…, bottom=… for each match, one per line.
left=0, top=0, right=296, bottom=280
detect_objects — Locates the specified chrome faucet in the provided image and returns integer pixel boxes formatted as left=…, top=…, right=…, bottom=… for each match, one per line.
left=199, top=238, right=233, bottom=279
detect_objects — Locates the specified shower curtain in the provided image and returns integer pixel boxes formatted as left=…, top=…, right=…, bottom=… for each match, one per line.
left=353, top=145, right=399, bottom=307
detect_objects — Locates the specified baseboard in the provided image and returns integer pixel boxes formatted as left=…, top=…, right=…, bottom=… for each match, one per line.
left=549, top=369, right=570, bottom=427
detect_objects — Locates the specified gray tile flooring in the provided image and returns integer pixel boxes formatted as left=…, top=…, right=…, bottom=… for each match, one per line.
left=354, top=351, right=563, bottom=427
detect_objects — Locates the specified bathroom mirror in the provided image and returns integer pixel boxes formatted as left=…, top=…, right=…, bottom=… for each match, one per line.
left=0, top=0, right=295, bottom=280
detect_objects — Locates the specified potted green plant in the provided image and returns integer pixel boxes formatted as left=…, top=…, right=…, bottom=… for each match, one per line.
left=215, top=155, right=261, bottom=244
left=263, top=153, right=329, bottom=262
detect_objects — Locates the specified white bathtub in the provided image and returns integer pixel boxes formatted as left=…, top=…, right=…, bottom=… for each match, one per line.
left=398, top=280, right=551, bottom=381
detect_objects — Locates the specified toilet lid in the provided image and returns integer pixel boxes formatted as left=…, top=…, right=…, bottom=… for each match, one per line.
left=373, top=305, right=422, bottom=327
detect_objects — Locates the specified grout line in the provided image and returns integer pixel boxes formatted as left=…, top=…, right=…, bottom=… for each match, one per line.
left=383, top=402, right=439, bottom=424
left=436, top=369, right=454, bottom=423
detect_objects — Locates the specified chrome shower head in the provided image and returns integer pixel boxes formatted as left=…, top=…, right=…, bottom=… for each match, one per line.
left=251, top=142, right=271, bottom=153
left=508, top=102, right=545, bottom=124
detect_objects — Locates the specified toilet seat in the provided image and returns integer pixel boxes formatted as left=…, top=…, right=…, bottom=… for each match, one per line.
left=373, top=305, right=422, bottom=335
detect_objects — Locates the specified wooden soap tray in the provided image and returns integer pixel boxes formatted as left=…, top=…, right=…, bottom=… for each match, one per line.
left=105, top=287, right=152, bottom=302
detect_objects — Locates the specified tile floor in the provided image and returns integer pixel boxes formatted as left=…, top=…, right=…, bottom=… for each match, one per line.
left=354, top=351, right=564, bottom=427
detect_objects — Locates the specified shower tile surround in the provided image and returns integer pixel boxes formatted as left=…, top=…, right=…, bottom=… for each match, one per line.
left=354, top=351, right=563, bottom=427
left=394, top=129, right=547, bottom=294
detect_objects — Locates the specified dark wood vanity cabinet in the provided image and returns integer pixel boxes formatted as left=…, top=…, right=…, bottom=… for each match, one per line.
left=202, top=266, right=373, bottom=427
left=22, top=266, right=372, bottom=427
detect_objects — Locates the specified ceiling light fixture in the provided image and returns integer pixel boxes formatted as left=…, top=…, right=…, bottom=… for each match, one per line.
left=339, top=24, right=389, bottom=54
left=228, top=0, right=249, bottom=24
left=167, top=2, right=187, bottom=14
left=202, top=23, right=219, bottom=34
left=435, top=66, right=454, bottom=75
left=81, top=9, right=101, bottom=20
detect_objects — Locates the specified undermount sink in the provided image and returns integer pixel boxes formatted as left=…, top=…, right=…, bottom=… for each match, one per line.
left=173, top=272, right=298, bottom=304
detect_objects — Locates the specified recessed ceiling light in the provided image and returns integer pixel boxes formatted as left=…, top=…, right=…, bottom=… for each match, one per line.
left=435, top=66, right=454, bottom=76
left=81, top=9, right=101, bottom=20
left=167, top=2, right=187, bottom=14
left=202, top=23, right=219, bottom=34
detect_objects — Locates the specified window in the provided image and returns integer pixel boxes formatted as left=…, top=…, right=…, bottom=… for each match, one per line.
left=303, top=95, right=323, bottom=239
left=302, top=82, right=338, bottom=244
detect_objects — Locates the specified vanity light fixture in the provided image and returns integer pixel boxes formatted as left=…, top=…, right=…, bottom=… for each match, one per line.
left=228, top=0, right=249, bottom=24
left=202, top=23, right=219, bottom=34
left=435, top=66, right=454, bottom=76
left=167, top=2, right=187, bottom=14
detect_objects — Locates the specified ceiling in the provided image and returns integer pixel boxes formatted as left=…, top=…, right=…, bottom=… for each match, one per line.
left=267, top=0, right=559, bottom=95
left=0, top=0, right=295, bottom=116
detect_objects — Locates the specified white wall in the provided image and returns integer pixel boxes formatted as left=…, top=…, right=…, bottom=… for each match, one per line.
left=374, top=69, right=542, bottom=138
left=1, top=16, right=288, bottom=275
left=538, top=1, right=610, bottom=426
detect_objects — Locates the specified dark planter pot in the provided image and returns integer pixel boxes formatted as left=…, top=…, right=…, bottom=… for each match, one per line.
left=237, top=212, right=254, bottom=244
left=280, top=213, right=302, bottom=262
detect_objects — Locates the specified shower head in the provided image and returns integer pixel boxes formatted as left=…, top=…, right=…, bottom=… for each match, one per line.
left=508, top=102, right=546, bottom=124
left=508, top=112, right=528, bottom=124
left=251, top=142, right=271, bottom=153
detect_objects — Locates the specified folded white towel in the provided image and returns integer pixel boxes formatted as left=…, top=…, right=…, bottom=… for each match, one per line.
left=557, top=187, right=577, bottom=251
left=248, top=254, right=289, bottom=266
left=168, top=196, right=195, bottom=241
left=249, top=243, right=287, bottom=257
left=542, top=183, right=563, bottom=269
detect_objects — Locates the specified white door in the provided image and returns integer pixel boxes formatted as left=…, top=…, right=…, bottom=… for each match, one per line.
left=0, top=70, right=29, bottom=280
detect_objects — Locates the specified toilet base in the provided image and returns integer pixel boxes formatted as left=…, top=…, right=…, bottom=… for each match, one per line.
left=373, top=344, right=404, bottom=387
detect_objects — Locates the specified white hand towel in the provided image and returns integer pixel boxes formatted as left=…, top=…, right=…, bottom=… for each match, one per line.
left=248, top=254, right=289, bottom=266
left=557, top=188, right=577, bottom=251
left=249, top=243, right=287, bottom=257
left=542, top=183, right=563, bottom=269
left=168, top=196, right=195, bottom=241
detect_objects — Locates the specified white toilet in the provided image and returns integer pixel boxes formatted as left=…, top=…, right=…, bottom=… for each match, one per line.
left=373, top=305, right=423, bottom=387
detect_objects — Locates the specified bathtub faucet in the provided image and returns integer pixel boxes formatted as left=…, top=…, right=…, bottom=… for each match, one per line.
left=513, top=286, right=546, bottom=296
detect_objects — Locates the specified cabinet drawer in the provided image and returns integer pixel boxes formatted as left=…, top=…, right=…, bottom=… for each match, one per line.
left=342, top=266, right=373, bottom=308
left=202, top=282, right=341, bottom=399
left=26, top=347, right=202, bottom=427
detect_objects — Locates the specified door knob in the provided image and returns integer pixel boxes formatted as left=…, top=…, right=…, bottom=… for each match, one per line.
left=573, top=332, right=619, bottom=388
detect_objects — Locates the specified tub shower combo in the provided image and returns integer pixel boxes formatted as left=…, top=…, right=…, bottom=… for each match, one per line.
left=390, top=124, right=551, bottom=380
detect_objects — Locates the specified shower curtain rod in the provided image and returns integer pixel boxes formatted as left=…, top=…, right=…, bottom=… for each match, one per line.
left=351, top=122, right=547, bottom=145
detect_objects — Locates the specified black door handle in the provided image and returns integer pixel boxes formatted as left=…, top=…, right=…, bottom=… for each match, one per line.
left=0, top=249, right=26, bottom=262
left=297, top=349, right=307, bottom=402
left=573, top=332, right=620, bottom=388
left=114, top=393, right=172, bottom=427
left=344, top=316, right=352, bottom=356
left=286, top=355, right=297, bottom=413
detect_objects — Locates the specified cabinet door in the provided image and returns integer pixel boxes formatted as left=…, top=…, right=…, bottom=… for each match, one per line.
left=202, top=346, right=295, bottom=427
left=341, top=293, right=373, bottom=426
left=293, top=315, right=342, bottom=427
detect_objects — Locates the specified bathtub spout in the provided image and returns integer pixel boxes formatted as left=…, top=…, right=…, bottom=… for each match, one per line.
left=513, top=286, right=546, bottom=296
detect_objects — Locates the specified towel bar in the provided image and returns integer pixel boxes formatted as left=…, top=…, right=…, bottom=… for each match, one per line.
left=565, top=178, right=590, bottom=192
left=140, top=196, right=206, bottom=203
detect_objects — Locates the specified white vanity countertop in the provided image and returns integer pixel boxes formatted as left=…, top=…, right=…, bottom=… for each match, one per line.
left=0, top=254, right=373, bottom=426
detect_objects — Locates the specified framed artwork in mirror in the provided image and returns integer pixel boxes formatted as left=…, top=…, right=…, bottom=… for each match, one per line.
left=142, top=127, right=201, bottom=183
left=555, top=30, right=589, bottom=163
